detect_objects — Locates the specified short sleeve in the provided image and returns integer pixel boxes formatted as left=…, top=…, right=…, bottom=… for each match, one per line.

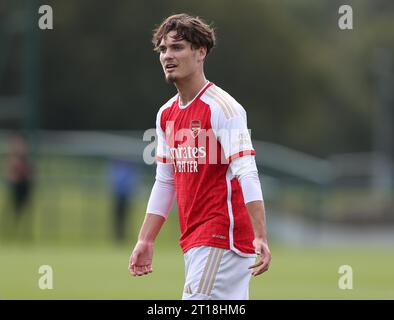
left=156, top=108, right=172, bottom=163
left=209, top=92, right=255, bottom=161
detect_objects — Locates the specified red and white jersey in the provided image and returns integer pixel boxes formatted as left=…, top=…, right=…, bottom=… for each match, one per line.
left=156, top=81, right=256, bottom=256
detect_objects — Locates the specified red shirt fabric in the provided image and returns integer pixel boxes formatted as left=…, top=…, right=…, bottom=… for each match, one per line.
left=156, top=82, right=256, bottom=256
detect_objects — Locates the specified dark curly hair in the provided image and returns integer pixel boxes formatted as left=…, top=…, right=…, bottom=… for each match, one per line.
left=152, top=13, right=216, bottom=56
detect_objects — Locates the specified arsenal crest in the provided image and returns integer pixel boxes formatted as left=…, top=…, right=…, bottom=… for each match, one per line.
left=190, top=120, right=201, bottom=138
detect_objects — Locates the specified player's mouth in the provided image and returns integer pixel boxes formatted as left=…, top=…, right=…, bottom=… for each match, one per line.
left=165, top=64, right=177, bottom=72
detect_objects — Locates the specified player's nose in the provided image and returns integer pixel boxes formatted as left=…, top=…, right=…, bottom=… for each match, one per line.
left=162, top=49, right=175, bottom=62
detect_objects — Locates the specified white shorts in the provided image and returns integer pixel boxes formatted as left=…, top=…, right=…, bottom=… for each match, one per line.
left=182, top=246, right=256, bottom=300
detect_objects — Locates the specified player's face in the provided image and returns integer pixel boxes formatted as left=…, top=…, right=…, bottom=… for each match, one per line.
left=158, top=31, right=205, bottom=83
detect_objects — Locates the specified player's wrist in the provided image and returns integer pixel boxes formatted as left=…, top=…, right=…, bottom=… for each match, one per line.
left=136, top=239, right=155, bottom=246
left=253, top=236, right=268, bottom=245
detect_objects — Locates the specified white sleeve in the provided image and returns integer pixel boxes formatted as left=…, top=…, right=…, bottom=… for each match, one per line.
left=209, top=90, right=255, bottom=161
left=156, top=108, right=172, bottom=163
left=146, top=162, right=175, bottom=219
left=230, top=155, right=264, bottom=204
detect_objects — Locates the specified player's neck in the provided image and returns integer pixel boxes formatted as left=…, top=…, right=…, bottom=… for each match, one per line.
left=176, top=74, right=208, bottom=106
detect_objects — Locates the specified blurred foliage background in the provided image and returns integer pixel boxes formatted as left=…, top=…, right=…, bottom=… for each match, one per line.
left=0, top=0, right=392, bottom=155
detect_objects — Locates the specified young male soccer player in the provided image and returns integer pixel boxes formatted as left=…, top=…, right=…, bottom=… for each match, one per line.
left=128, top=14, right=271, bottom=300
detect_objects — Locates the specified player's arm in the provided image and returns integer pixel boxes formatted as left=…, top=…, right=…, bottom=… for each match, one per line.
left=246, top=200, right=271, bottom=276
left=212, top=96, right=271, bottom=276
left=230, top=156, right=271, bottom=277
left=129, top=214, right=165, bottom=276
left=129, top=162, right=175, bottom=276
left=129, top=107, right=175, bottom=277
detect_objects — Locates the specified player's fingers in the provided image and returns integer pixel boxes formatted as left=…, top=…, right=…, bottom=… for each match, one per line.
left=252, top=259, right=270, bottom=276
left=252, top=264, right=269, bottom=277
left=139, top=265, right=151, bottom=276
left=129, top=254, right=137, bottom=269
left=129, top=264, right=136, bottom=276
left=250, top=249, right=271, bottom=269
left=146, top=264, right=153, bottom=273
left=128, top=257, right=134, bottom=274
left=133, top=265, right=141, bottom=276
left=129, top=254, right=138, bottom=276
left=252, top=265, right=267, bottom=277
left=136, top=266, right=146, bottom=276
left=142, top=265, right=150, bottom=275
left=248, top=258, right=263, bottom=269
left=260, top=257, right=270, bottom=269
left=131, top=263, right=139, bottom=276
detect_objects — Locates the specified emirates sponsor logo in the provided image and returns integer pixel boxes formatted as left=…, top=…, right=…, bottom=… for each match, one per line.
left=170, top=146, right=206, bottom=161
left=142, top=121, right=254, bottom=166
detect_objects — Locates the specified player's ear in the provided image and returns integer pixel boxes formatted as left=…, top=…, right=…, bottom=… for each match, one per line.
left=198, top=46, right=207, bottom=62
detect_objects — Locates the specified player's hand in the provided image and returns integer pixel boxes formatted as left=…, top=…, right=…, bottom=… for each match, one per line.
left=128, top=240, right=154, bottom=277
left=249, top=238, right=271, bottom=277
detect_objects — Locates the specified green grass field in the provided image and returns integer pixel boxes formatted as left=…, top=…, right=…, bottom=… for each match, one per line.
left=1, top=244, right=393, bottom=300
left=1, top=156, right=393, bottom=300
